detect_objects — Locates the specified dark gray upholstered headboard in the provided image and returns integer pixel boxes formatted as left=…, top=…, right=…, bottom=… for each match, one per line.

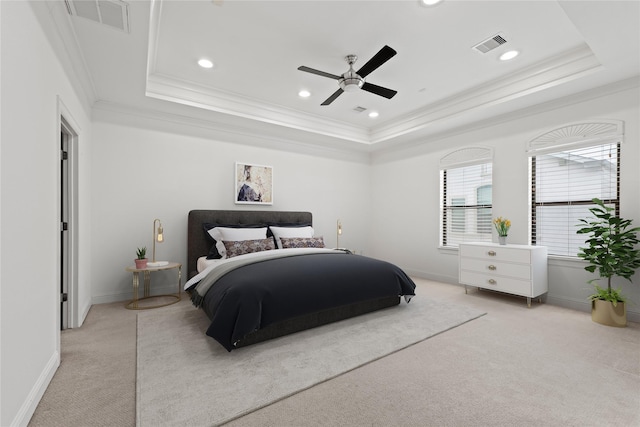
left=187, top=210, right=312, bottom=278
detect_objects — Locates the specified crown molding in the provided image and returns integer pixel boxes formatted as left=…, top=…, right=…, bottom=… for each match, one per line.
left=144, top=73, right=372, bottom=144
left=371, top=76, right=639, bottom=162
left=369, top=44, right=602, bottom=144
left=91, top=100, right=372, bottom=163
left=94, top=75, right=638, bottom=166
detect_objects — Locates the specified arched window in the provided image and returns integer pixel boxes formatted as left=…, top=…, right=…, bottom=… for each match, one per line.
left=527, top=120, right=623, bottom=256
left=440, top=147, right=493, bottom=247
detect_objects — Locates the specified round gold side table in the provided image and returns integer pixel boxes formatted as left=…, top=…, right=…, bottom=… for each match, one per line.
left=124, top=262, right=182, bottom=309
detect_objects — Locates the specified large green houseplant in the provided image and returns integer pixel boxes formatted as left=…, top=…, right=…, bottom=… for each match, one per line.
left=577, top=198, right=640, bottom=327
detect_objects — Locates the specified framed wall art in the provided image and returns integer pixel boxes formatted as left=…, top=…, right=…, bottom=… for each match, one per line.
left=235, top=162, right=273, bottom=205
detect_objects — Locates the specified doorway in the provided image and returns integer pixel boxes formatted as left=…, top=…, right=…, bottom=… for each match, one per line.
left=59, top=111, right=79, bottom=331
left=60, top=127, right=69, bottom=329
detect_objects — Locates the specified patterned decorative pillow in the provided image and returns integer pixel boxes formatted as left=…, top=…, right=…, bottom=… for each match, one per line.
left=223, top=238, right=275, bottom=258
left=208, top=227, right=268, bottom=259
left=203, top=223, right=265, bottom=259
left=269, top=226, right=315, bottom=249
left=280, top=236, right=325, bottom=249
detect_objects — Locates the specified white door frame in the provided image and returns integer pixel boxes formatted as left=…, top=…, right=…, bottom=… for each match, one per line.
left=57, top=97, right=80, bottom=338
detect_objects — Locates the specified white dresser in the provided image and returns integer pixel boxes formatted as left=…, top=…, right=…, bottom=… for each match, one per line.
left=458, top=242, right=548, bottom=307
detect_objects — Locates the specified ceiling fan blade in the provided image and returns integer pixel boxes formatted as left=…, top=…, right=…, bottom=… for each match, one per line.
left=321, top=88, right=344, bottom=106
left=356, top=45, right=397, bottom=78
left=362, top=82, right=397, bottom=99
left=297, top=66, right=341, bottom=80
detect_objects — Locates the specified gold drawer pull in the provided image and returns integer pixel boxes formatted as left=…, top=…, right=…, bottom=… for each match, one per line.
left=488, top=250, right=496, bottom=256
left=488, top=279, right=497, bottom=285
left=488, top=265, right=496, bottom=270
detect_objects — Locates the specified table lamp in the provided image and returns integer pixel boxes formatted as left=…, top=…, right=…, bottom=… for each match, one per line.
left=148, top=218, right=169, bottom=267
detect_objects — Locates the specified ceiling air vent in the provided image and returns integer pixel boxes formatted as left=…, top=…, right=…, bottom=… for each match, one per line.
left=65, top=0, right=130, bottom=33
left=353, top=106, right=367, bottom=113
left=472, top=33, right=507, bottom=54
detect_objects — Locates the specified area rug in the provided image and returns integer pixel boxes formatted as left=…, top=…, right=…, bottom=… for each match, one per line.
left=136, top=297, right=486, bottom=426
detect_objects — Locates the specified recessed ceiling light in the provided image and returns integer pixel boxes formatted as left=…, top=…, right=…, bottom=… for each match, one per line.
left=198, top=58, right=214, bottom=69
left=368, top=111, right=379, bottom=118
left=499, top=50, right=519, bottom=61
left=298, top=90, right=311, bottom=98
left=421, top=0, right=443, bottom=6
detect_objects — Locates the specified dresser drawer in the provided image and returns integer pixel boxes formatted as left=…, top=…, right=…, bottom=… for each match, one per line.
left=459, top=244, right=531, bottom=263
left=460, top=258, right=531, bottom=280
left=460, top=271, right=532, bottom=297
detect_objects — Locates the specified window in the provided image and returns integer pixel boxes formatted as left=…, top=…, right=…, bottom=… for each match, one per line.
left=528, top=121, right=622, bottom=257
left=440, top=147, right=493, bottom=247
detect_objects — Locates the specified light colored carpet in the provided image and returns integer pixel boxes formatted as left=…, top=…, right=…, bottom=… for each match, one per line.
left=136, top=295, right=486, bottom=426
left=29, top=280, right=640, bottom=427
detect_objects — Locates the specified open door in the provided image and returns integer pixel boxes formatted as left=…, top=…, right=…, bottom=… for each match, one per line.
left=60, top=126, right=70, bottom=330
left=59, top=110, right=79, bottom=331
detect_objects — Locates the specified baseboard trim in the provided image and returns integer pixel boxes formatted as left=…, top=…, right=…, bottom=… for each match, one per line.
left=79, top=300, right=92, bottom=327
left=546, top=295, right=639, bottom=323
left=404, top=272, right=639, bottom=324
left=11, top=351, right=59, bottom=427
left=403, top=269, right=458, bottom=285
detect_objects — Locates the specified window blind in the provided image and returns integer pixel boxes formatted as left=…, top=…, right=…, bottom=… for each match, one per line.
left=442, top=163, right=493, bottom=247
left=531, top=143, right=619, bottom=256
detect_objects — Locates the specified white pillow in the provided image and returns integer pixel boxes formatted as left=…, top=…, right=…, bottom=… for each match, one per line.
left=197, top=256, right=223, bottom=273
left=269, top=226, right=315, bottom=249
left=207, top=227, right=268, bottom=258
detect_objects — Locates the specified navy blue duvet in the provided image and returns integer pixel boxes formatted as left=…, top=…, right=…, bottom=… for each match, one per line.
left=188, top=251, right=416, bottom=351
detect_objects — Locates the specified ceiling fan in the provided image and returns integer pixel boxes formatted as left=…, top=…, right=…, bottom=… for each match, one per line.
left=298, top=45, right=398, bottom=106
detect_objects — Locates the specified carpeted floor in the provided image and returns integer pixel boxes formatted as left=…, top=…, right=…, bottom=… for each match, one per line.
left=136, top=293, right=485, bottom=426
left=28, top=279, right=640, bottom=427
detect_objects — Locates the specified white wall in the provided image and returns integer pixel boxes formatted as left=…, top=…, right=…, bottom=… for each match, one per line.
left=0, top=2, right=93, bottom=425
left=90, top=109, right=372, bottom=303
left=91, top=84, right=640, bottom=318
left=370, top=84, right=640, bottom=320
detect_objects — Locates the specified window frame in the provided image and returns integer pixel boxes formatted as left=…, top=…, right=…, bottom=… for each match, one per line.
left=439, top=147, right=494, bottom=248
left=527, top=120, right=623, bottom=257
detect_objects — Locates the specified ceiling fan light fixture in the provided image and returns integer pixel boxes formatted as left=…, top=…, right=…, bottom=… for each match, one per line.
left=339, top=55, right=364, bottom=92
left=339, top=77, right=364, bottom=92
left=297, top=45, right=397, bottom=106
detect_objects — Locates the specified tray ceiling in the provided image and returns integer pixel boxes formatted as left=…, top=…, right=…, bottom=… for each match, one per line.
left=61, top=0, right=640, bottom=151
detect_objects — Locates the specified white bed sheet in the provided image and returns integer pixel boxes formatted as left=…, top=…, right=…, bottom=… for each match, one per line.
left=197, top=256, right=223, bottom=273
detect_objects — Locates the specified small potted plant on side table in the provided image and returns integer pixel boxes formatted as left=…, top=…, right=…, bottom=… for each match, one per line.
left=577, top=198, right=640, bottom=327
left=135, top=247, right=148, bottom=269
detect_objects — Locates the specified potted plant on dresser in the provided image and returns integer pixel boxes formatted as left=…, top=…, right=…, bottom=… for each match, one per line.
left=577, top=198, right=640, bottom=327
left=135, top=247, right=148, bottom=269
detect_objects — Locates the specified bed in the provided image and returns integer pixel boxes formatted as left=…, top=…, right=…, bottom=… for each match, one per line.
left=185, top=210, right=416, bottom=351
